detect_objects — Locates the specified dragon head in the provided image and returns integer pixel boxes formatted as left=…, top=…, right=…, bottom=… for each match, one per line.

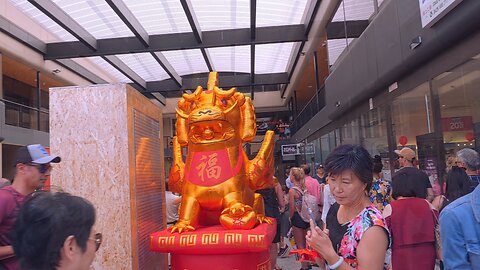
left=175, top=72, right=256, bottom=146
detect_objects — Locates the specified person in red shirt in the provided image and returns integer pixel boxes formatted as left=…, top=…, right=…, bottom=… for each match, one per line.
left=300, top=164, right=322, bottom=225
left=0, top=144, right=60, bottom=270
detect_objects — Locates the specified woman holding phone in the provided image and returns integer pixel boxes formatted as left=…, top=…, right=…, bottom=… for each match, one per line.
left=306, top=145, right=390, bottom=270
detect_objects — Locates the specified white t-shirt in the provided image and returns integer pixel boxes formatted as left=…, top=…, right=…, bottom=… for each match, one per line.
left=321, top=184, right=336, bottom=224
left=165, top=191, right=181, bottom=224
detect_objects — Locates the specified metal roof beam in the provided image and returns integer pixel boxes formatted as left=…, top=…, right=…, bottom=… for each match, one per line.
left=180, top=0, right=202, bottom=43
left=200, top=48, right=215, bottom=71
left=102, top=55, right=147, bottom=90
left=45, top=25, right=306, bottom=60
left=250, top=0, right=256, bottom=40
left=146, top=72, right=288, bottom=92
left=105, top=0, right=149, bottom=47
left=27, top=0, right=97, bottom=50
left=150, top=52, right=182, bottom=87
left=327, top=20, right=369, bottom=39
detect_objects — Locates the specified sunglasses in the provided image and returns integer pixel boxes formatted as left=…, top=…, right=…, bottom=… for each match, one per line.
left=27, top=163, right=52, bottom=173
left=89, top=233, right=102, bottom=251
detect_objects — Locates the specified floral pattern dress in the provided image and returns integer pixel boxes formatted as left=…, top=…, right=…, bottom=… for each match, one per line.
left=327, top=204, right=391, bottom=269
left=369, top=177, right=392, bottom=212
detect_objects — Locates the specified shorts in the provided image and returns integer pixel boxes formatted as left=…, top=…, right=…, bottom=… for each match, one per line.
left=291, top=211, right=309, bottom=229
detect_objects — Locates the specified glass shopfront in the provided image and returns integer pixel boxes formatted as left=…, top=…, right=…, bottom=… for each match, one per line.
left=301, top=53, right=480, bottom=189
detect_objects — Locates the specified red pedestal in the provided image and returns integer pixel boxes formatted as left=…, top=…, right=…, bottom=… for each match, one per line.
left=150, top=220, right=276, bottom=270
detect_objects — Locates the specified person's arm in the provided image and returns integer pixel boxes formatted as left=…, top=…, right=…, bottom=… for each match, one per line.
left=288, top=189, right=295, bottom=219
left=0, top=246, right=14, bottom=260
left=274, top=183, right=285, bottom=211
left=440, top=208, right=471, bottom=270
left=173, top=195, right=182, bottom=206
left=355, top=226, right=389, bottom=270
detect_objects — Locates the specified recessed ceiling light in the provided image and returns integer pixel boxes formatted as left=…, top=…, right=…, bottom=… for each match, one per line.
left=52, top=69, right=61, bottom=74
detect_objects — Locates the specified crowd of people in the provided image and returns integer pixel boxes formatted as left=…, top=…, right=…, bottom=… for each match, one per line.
left=1, top=143, right=480, bottom=270
left=273, top=145, right=480, bottom=270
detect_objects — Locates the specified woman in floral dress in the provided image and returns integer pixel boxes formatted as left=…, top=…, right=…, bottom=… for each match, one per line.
left=307, top=145, right=391, bottom=270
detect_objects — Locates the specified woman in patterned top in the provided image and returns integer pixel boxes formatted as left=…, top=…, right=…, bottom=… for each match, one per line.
left=307, top=145, right=390, bottom=270
left=369, top=155, right=392, bottom=212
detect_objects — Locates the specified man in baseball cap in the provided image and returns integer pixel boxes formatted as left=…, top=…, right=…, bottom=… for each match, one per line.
left=393, top=147, right=433, bottom=202
left=0, top=144, right=60, bottom=269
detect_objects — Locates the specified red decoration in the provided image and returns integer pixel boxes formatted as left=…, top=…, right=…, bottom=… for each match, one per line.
left=150, top=221, right=276, bottom=270
left=399, top=136, right=408, bottom=146
left=466, top=132, right=475, bottom=142
left=290, top=248, right=322, bottom=262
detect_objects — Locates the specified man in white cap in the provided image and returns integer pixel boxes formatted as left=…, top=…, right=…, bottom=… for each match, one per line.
left=0, top=144, right=61, bottom=270
left=394, top=147, right=433, bottom=201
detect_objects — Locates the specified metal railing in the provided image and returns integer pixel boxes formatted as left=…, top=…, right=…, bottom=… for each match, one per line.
left=3, top=99, right=49, bottom=132
left=291, top=87, right=326, bottom=135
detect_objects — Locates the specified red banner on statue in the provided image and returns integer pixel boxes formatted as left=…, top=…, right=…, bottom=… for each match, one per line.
left=441, top=116, right=473, bottom=132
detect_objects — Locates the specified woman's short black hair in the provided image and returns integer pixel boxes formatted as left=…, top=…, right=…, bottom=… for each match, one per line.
left=324, top=144, right=373, bottom=190
left=373, top=155, right=383, bottom=174
left=12, top=192, right=96, bottom=270
left=445, top=166, right=472, bottom=201
left=391, top=169, right=424, bottom=199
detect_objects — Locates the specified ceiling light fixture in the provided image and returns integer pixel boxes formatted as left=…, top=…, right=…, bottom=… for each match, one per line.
left=52, top=69, right=61, bottom=74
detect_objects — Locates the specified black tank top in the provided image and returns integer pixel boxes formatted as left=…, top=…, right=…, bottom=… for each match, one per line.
left=256, top=187, right=280, bottom=219
left=326, top=203, right=347, bottom=253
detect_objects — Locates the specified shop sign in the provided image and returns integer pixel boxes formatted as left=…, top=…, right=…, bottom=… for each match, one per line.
left=441, top=116, right=473, bottom=132
left=419, top=0, right=463, bottom=28
left=281, top=143, right=315, bottom=156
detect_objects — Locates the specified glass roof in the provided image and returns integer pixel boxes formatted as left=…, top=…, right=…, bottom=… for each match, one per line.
left=122, top=0, right=192, bottom=35
left=116, top=53, right=170, bottom=81
left=85, top=57, right=132, bottom=83
left=255, top=43, right=296, bottom=74
left=332, top=0, right=375, bottom=22
left=189, top=0, right=250, bottom=31
left=7, top=0, right=331, bottom=95
left=207, top=45, right=251, bottom=73
left=51, top=0, right=133, bottom=39
left=327, top=38, right=355, bottom=66
left=162, top=49, right=209, bottom=76
left=256, top=0, right=310, bottom=27
left=8, top=0, right=76, bottom=42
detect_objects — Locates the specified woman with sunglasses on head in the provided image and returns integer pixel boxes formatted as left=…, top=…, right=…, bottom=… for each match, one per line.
left=306, top=144, right=390, bottom=270
left=11, top=192, right=101, bottom=270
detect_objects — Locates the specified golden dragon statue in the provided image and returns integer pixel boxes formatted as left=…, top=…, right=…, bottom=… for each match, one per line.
left=169, top=72, right=275, bottom=233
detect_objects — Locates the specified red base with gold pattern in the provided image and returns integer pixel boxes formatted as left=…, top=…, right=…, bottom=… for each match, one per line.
left=149, top=221, right=276, bottom=270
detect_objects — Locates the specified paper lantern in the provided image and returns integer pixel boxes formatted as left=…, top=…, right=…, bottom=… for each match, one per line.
left=399, top=136, right=408, bottom=146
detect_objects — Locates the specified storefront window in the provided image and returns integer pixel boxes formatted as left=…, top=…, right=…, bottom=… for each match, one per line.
left=361, top=107, right=391, bottom=180
left=434, top=54, right=480, bottom=170
left=392, top=82, right=442, bottom=193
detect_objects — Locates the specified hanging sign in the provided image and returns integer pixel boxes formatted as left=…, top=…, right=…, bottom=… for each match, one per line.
left=419, top=0, right=463, bottom=28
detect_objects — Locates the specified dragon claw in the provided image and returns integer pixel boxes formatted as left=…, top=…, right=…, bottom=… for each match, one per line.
left=169, top=220, right=195, bottom=234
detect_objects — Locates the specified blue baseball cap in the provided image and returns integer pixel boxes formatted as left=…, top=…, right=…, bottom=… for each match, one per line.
left=14, top=144, right=61, bottom=165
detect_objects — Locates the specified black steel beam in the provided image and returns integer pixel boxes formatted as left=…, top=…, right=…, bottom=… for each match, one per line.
left=45, top=25, right=306, bottom=60
left=250, top=44, right=255, bottom=84
left=250, top=0, right=256, bottom=40
left=102, top=55, right=147, bottom=90
left=56, top=59, right=107, bottom=84
left=105, top=0, right=149, bottom=47
left=150, top=52, right=182, bottom=87
left=0, top=15, right=46, bottom=53
left=146, top=72, right=288, bottom=92
left=180, top=0, right=202, bottom=43
left=327, top=20, right=369, bottom=39
left=200, top=48, right=215, bottom=71
left=26, top=0, right=97, bottom=50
